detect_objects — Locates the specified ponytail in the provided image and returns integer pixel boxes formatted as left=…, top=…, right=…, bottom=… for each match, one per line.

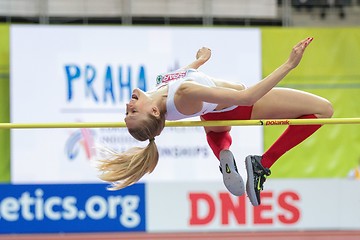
left=98, top=112, right=165, bottom=190
left=98, top=139, right=159, bottom=190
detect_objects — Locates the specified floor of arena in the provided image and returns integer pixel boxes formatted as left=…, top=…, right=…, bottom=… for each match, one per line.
left=0, top=231, right=359, bottom=240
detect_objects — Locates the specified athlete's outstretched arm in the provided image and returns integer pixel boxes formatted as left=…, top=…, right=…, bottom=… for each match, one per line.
left=182, top=47, right=211, bottom=70
left=243, top=37, right=313, bottom=104
left=180, top=38, right=314, bottom=106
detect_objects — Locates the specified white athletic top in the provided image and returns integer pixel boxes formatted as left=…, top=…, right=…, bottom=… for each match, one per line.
left=155, top=69, right=237, bottom=120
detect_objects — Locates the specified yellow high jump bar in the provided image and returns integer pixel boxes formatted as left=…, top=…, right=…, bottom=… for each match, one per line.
left=0, top=118, right=359, bottom=129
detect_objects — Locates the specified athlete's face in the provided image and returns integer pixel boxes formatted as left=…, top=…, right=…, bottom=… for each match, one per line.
left=124, top=88, right=153, bottom=129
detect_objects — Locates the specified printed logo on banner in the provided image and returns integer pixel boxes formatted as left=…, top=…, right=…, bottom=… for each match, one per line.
left=188, top=191, right=300, bottom=226
left=0, top=183, right=146, bottom=234
left=64, top=64, right=148, bottom=104
left=65, top=128, right=96, bottom=160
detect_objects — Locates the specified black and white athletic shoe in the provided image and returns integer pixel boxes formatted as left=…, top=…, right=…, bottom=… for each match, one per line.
left=219, top=150, right=245, bottom=196
left=245, top=155, right=271, bottom=206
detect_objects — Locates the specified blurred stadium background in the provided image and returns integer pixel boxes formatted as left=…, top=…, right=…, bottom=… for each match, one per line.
left=0, top=1, right=360, bottom=239
left=0, top=0, right=359, bottom=26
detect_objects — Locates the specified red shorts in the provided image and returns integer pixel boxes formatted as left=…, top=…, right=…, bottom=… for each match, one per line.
left=201, top=105, right=253, bottom=121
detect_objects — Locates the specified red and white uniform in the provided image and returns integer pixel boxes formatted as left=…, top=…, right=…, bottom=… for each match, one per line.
left=155, top=69, right=237, bottom=121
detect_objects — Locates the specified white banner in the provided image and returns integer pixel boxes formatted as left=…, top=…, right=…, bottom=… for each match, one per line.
left=10, top=25, right=262, bottom=183
left=146, top=179, right=360, bottom=231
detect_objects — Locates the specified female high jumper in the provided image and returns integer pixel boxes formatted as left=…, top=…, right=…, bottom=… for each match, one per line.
left=98, top=37, right=333, bottom=206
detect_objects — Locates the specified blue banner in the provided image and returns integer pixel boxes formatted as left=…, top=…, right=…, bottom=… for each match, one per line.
left=0, top=183, right=146, bottom=234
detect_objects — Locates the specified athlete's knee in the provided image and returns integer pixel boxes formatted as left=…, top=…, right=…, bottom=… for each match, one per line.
left=318, top=99, right=334, bottom=118
left=201, top=116, right=232, bottom=133
left=204, top=126, right=232, bottom=133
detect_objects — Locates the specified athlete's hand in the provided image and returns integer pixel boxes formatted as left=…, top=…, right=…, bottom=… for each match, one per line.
left=182, top=47, right=211, bottom=70
left=196, top=47, right=211, bottom=63
left=286, top=37, right=313, bottom=69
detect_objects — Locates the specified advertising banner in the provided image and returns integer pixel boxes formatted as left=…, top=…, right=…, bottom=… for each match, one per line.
left=146, top=179, right=360, bottom=232
left=10, top=25, right=262, bottom=183
left=1, top=179, right=360, bottom=234
left=0, top=183, right=146, bottom=234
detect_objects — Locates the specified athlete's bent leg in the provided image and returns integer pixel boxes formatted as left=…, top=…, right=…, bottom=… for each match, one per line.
left=252, top=87, right=333, bottom=168
left=201, top=106, right=254, bottom=197
left=201, top=105, right=253, bottom=160
left=246, top=88, right=333, bottom=206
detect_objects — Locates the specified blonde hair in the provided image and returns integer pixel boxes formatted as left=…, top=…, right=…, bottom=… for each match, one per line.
left=98, top=113, right=165, bottom=190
